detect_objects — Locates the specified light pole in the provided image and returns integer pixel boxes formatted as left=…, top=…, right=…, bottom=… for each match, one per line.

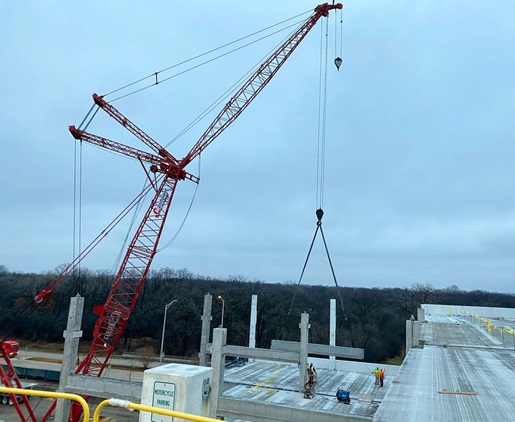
left=160, top=299, right=177, bottom=364
left=217, top=295, right=225, bottom=328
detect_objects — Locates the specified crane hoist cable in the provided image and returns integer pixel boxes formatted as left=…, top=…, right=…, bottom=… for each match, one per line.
left=334, top=5, right=344, bottom=70
left=316, top=17, right=329, bottom=211
left=288, top=13, right=346, bottom=318
left=73, top=121, right=83, bottom=278
left=73, top=104, right=100, bottom=277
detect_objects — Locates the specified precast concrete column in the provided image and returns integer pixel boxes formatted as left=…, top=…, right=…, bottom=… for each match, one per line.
left=199, top=293, right=213, bottom=366
left=406, top=319, right=421, bottom=353
left=414, top=320, right=420, bottom=346
left=55, top=294, right=84, bottom=422
left=405, top=320, right=413, bottom=353
left=417, top=307, right=426, bottom=323
left=249, top=295, right=257, bottom=360
left=299, top=313, right=310, bottom=392
left=209, top=327, right=227, bottom=419
left=329, top=299, right=336, bottom=370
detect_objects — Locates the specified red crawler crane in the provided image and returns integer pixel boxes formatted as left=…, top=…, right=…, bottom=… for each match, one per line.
left=0, top=3, right=342, bottom=421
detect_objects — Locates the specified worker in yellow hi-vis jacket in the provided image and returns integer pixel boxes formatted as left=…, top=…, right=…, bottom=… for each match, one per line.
left=373, top=367, right=380, bottom=385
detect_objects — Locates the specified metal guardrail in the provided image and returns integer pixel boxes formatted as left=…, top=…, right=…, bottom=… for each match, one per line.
left=0, top=386, right=221, bottom=422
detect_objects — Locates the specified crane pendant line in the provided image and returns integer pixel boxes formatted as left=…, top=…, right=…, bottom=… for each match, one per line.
left=288, top=208, right=345, bottom=316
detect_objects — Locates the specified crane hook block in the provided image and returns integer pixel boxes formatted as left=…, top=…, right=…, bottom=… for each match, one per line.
left=316, top=208, right=324, bottom=223
left=334, top=57, right=342, bottom=71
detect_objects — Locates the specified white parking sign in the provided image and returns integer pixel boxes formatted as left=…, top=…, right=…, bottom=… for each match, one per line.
left=151, top=381, right=176, bottom=422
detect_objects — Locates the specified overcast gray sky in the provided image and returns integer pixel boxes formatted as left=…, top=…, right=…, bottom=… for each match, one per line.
left=1, top=1, right=514, bottom=293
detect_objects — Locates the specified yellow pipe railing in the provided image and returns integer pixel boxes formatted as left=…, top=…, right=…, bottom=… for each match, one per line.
left=1, top=386, right=219, bottom=422
left=93, top=398, right=220, bottom=422
left=0, top=386, right=90, bottom=421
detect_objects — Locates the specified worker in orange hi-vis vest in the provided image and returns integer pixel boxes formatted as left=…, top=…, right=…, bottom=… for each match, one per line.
left=379, top=369, right=385, bottom=387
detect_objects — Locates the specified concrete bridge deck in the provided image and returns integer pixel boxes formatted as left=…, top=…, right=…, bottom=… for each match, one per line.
left=221, top=360, right=388, bottom=421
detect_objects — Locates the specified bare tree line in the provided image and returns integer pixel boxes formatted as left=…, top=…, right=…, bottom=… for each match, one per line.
left=1, top=265, right=514, bottom=363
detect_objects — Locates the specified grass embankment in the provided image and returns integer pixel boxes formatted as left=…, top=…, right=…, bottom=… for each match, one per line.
left=382, top=355, right=404, bottom=365
left=22, top=339, right=197, bottom=371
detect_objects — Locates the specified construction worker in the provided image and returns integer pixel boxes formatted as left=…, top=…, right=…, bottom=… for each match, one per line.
left=309, top=363, right=317, bottom=376
left=308, top=363, right=317, bottom=385
left=373, top=367, right=380, bottom=385
left=379, top=369, right=385, bottom=387
left=304, top=363, right=317, bottom=399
